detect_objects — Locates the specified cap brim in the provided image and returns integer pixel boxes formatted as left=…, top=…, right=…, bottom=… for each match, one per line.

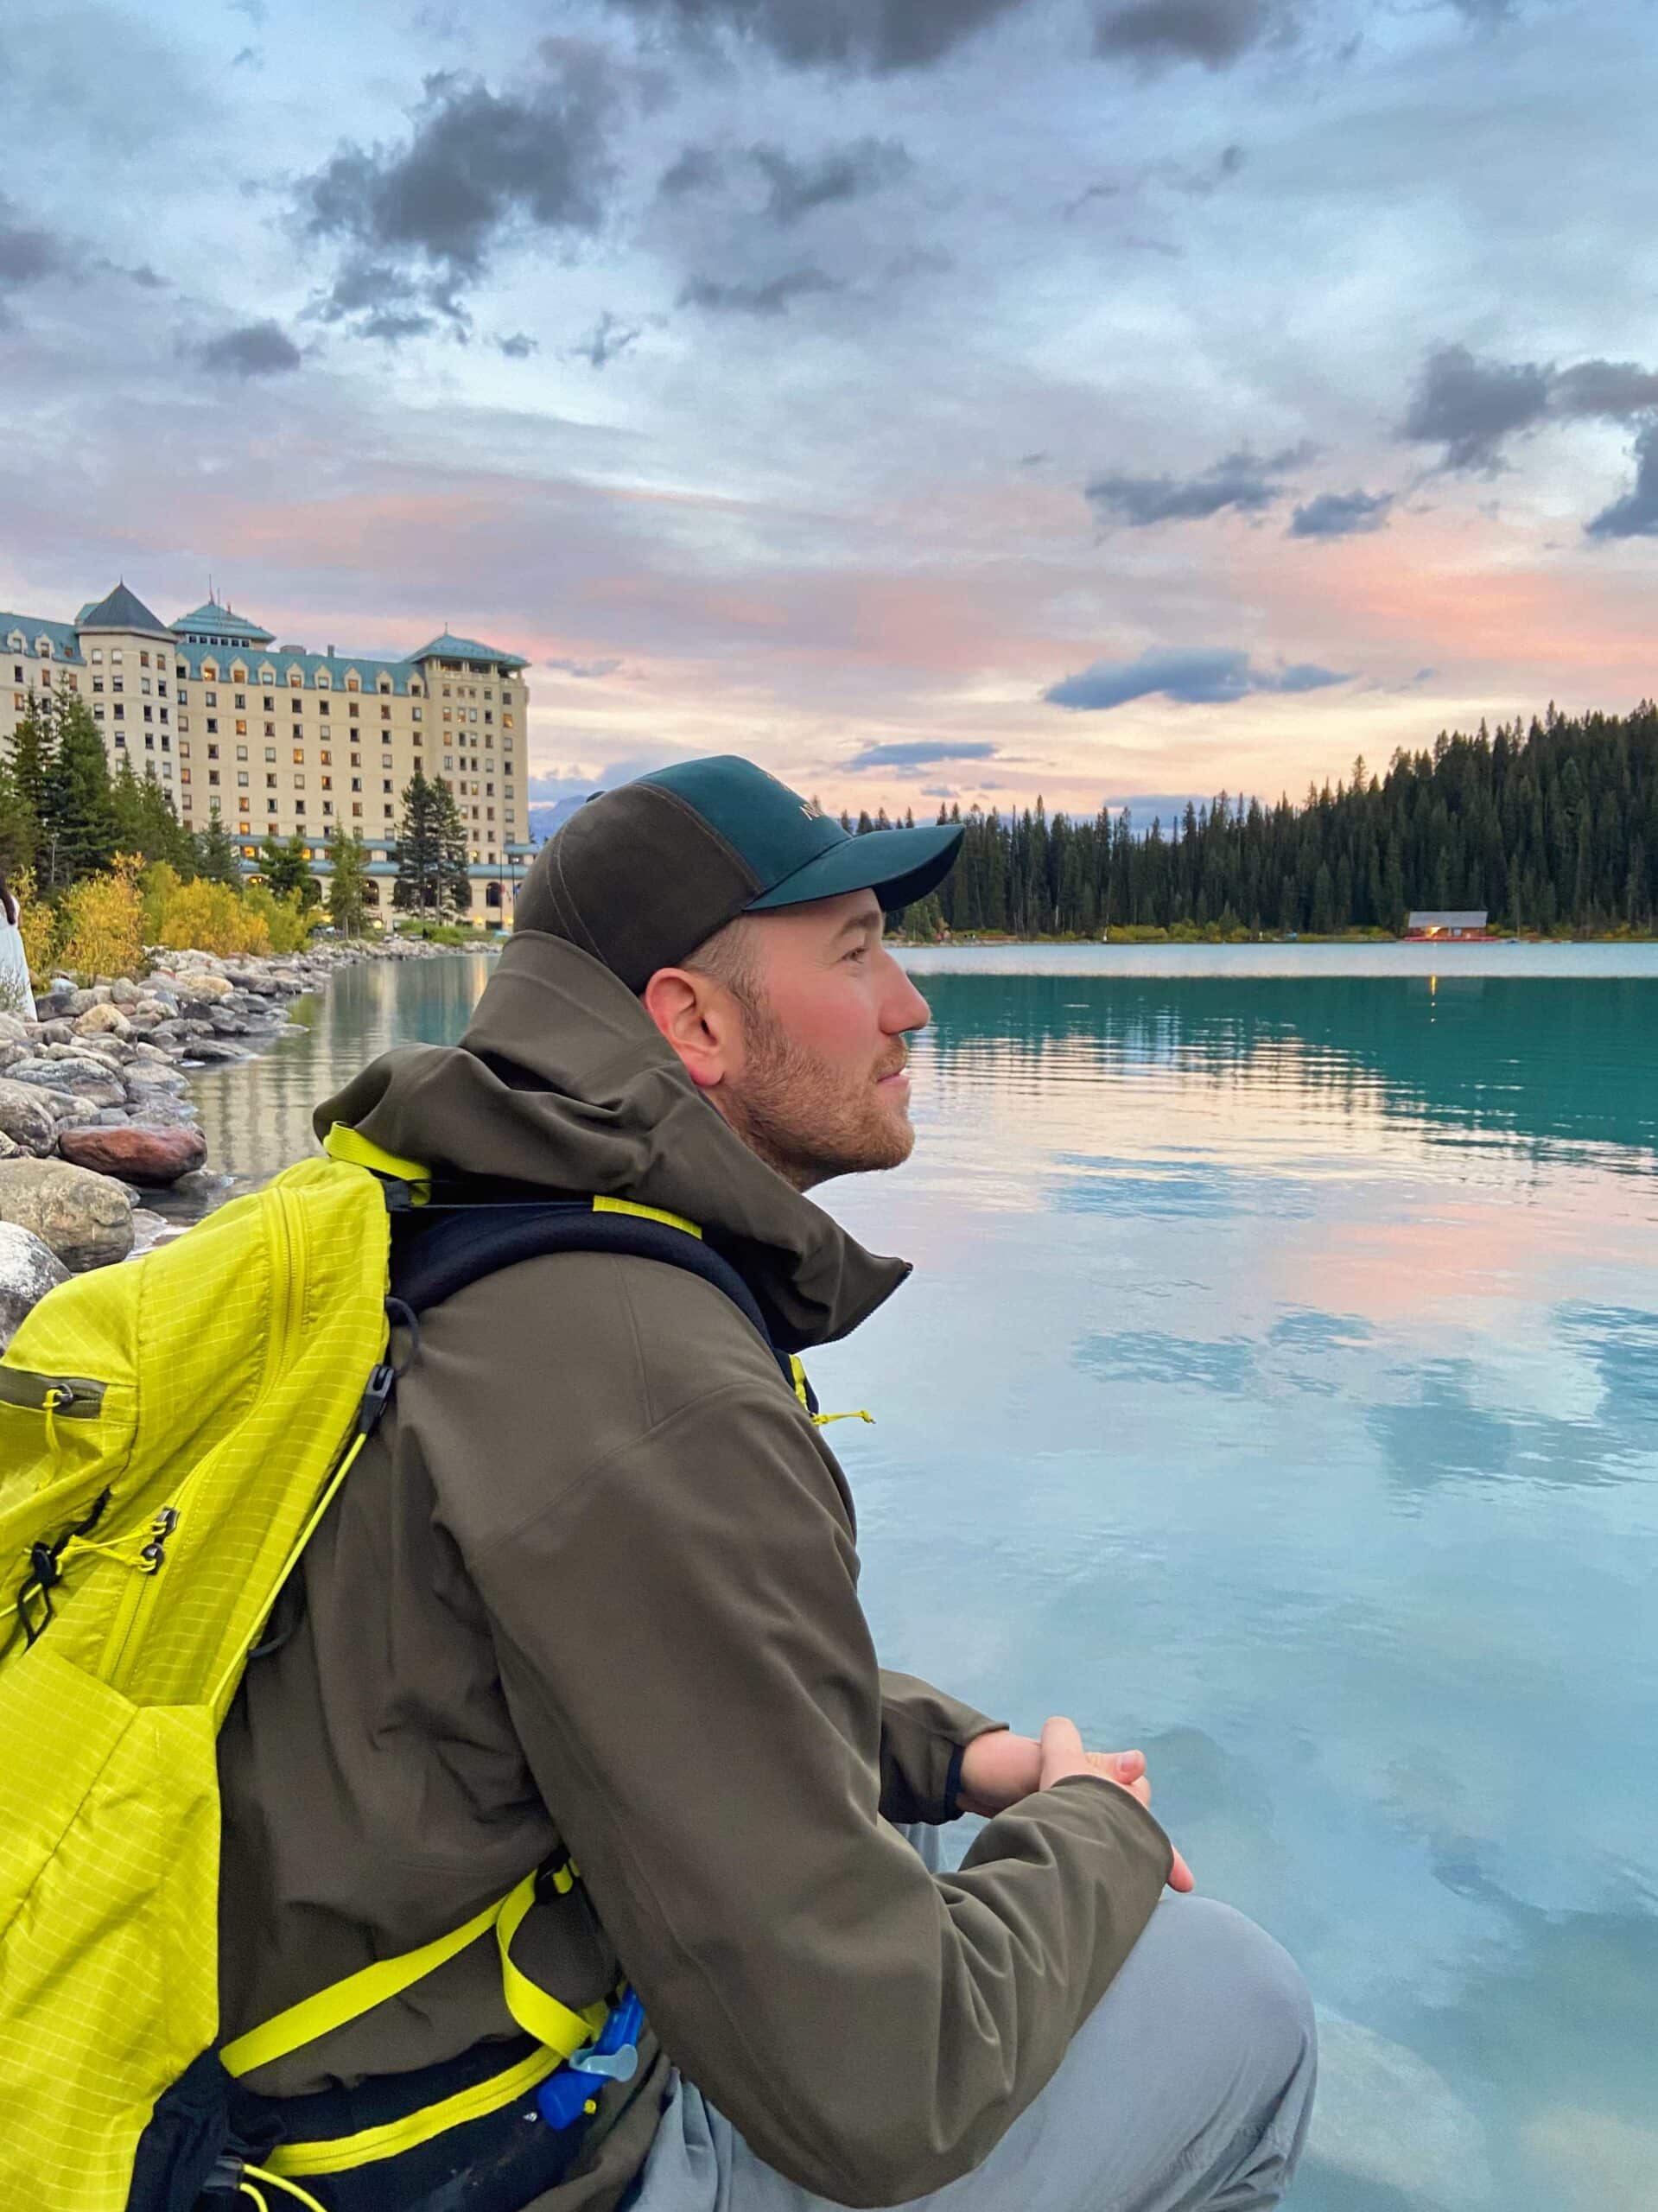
left=745, top=821, right=964, bottom=915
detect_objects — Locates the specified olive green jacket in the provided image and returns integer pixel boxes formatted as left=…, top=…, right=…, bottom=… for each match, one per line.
left=215, top=931, right=1172, bottom=2209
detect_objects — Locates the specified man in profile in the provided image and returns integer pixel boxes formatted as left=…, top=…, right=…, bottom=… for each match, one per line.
left=218, top=757, right=1315, bottom=2211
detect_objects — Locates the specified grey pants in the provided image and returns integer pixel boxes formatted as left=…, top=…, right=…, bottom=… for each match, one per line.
left=626, top=1835, right=1316, bottom=2212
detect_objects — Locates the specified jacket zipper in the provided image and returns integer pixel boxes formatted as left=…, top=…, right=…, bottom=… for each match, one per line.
left=0, top=1369, right=107, bottom=1417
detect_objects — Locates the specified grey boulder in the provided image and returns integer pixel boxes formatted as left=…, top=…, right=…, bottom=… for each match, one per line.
left=0, top=1221, right=70, bottom=1351
left=0, top=1156, right=134, bottom=1270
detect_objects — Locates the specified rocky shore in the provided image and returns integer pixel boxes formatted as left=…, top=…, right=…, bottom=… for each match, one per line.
left=0, top=937, right=449, bottom=1347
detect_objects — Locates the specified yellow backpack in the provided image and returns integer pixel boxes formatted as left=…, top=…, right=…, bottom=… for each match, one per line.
left=0, top=1157, right=391, bottom=2212
left=0, top=1144, right=780, bottom=2212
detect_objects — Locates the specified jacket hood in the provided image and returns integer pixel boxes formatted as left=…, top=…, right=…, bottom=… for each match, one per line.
left=312, top=931, right=912, bottom=1350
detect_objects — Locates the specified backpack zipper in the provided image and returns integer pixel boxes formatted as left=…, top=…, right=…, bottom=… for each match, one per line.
left=0, top=1369, right=107, bottom=1418
left=105, top=1180, right=308, bottom=1692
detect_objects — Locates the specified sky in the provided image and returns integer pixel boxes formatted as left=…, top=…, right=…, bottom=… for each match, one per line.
left=3, top=0, right=1656, bottom=834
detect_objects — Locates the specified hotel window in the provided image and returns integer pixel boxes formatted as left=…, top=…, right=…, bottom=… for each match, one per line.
left=91, top=649, right=103, bottom=664
left=295, top=800, right=307, bottom=816
left=321, top=775, right=333, bottom=791
left=503, top=712, right=514, bottom=729
left=352, top=801, right=363, bottom=817
left=206, top=690, right=217, bottom=706
left=142, top=677, right=153, bottom=696
left=444, top=756, right=454, bottom=771
left=235, top=693, right=245, bottom=709
left=207, top=744, right=219, bottom=760
left=264, top=696, right=274, bottom=712
left=181, top=768, right=191, bottom=785
left=349, top=751, right=360, bottom=767
left=382, top=779, right=392, bottom=794
left=322, top=800, right=334, bottom=817
left=349, top=702, right=359, bottom=719
left=266, top=774, right=276, bottom=789
left=293, top=748, right=304, bottom=764
left=159, top=708, right=169, bottom=725
left=112, top=651, right=123, bottom=664
left=412, top=706, right=422, bottom=721
left=113, top=703, right=124, bottom=720
left=158, top=680, right=168, bottom=698
left=143, top=704, right=153, bottom=722
left=486, top=782, right=493, bottom=797
left=319, top=699, right=330, bottom=716
left=320, top=749, right=331, bottom=766
left=289, top=672, right=302, bottom=687
left=93, top=677, right=104, bottom=693
left=264, top=721, right=275, bottom=738
left=487, top=807, right=495, bottom=822
left=443, top=709, right=452, bottom=723
left=346, top=675, right=359, bottom=691
left=265, top=747, right=276, bottom=761
left=180, top=742, right=191, bottom=759
left=238, top=772, right=250, bottom=787
left=161, top=734, right=170, bottom=752
left=268, top=797, right=278, bottom=812
left=236, top=744, right=248, bottom=760
left=350, top=776, right=361, bottom=791
left=206, top=718, right=218, bottom=734
left=380, top=704, right=391, bottom=721
left=112, top=677, right=124, bottom=694
left=381, top=752, right=392, bottom=767
left=140, top=652, right=149, bottom=668
left=208, top=771, right=219, bottom=786
left=235, top=720, right=247, bottom=736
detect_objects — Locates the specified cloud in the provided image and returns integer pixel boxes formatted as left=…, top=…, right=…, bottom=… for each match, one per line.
left=1550, top=359, right=1658, bottom=418
left=846, top=740, right=1001, bottom=770
left=677, top=267, right=839, bottom=315
left=194, top=320, right=302, bottom=376
left=494, top=329, right=537, bottom=358
left=1400, top=343, right=1552, bottom=472
left=751, top=137, right=912, bottom=224
left=545, top=655, right=624, bottom=677
left=232, top=45, right=262, bottom=70
left=1585, top=422, right=1658, bottom=540
left=600, top=0, right=1025, bottom=73
left=296, top=48, right=624, bottom=334
left=658, top=144, right=725, bottom=199
left=1045, top=647, right=1350, bottom=710
left=569, top=309, right=641, bottom=366
left=1085, top=443, right=1311, bottom=526
left=0, top=195, right=72, bottom=285
left=1289, top=488, right=1394, bottom=538
left=1093, top=0, right=1284, bottom=72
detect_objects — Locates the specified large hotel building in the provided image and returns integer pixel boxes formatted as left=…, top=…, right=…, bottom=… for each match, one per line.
left=1, top=582, right=536, bottom=927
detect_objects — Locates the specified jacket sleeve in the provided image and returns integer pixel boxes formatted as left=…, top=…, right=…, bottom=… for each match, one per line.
left=878, top=1669, right=1006, bottom=1826
left=461, top=1353, right=1172, bottom=2207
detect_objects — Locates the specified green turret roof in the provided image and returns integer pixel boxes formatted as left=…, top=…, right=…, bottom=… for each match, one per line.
left=410, top=629, right=527, bottom=670
left=172, top=600, right=276, bottom=644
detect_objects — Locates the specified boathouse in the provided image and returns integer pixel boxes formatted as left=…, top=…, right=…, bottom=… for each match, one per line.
left=1404, top=910, right=1490, bottom=940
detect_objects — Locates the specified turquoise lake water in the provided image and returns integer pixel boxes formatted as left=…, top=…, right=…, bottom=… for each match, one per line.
left=189, top=945, right=1658, bottom=2211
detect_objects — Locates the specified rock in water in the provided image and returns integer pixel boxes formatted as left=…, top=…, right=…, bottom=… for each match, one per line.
left=0, top=1157, right=135, bottom=1270
left=0, top=1222, right=69, bottom=1349
left=57, top=1122, right=208, bottom=1185
left=0, top=1077, right=60, bottom=1156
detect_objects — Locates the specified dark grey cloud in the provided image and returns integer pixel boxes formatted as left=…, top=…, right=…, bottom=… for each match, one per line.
left=657, top=144, right=726, bottom=198
left=1093, top=0, right=1283, bottom=72
left=494, top=329, right=538, bottom=358
left=1045, top=646, right=1349, bottom=710
left=1585, top=423, right=1658, bottom=540
left=545, top=655, right=624, bottom=677
left=1551, top=359, right=1658, bottom=419
left=232, top=45, right=262, bottom=70
left=677, top=267, right=839, bottom=314
left=602, top=0, right=1025, bottom=74
left=124, top=264, right=168, bottom=290
left=569, top=310, right=641, bottom=366
left=1400, top=343, right=1551, bottom=472
left=751, top=137, right=912, bottom=223
left=1401, top=343, right=1658, bottom=475
left=194, top=320, right=302, bottom=376
left=296, top=48, right=623, bottom=334
left=847, top=739, right=1001, bottom=769
left=1086, top=442, right=1311, bottom=526
left=0, top=195, right=73, bottom=285
left=1289, top=487, right=1394, bottom=538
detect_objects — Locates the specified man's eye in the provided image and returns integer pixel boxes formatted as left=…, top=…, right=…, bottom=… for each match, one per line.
left=844, top=945, right=868, bottom=963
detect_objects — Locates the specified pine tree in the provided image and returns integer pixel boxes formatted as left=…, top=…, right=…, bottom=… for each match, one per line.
left=327, top=830, right=372, bottom=937
left=261, top=833, right=319, bottom=908
left=41, top=695, right=115, bottom=886
left=194, top=813, right=243, bottom=887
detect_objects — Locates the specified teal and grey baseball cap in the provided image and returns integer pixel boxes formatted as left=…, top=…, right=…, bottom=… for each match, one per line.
left=515, top=754, right=962, bottom=992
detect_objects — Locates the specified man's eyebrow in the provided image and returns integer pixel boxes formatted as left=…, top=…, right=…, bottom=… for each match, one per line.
left=833, top=910, right=880, bottom=942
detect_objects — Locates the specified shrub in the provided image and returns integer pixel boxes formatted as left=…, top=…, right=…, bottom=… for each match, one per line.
left=11, top=868, right=60, bottom=982
left=59, top=854, right=146, bottom=981
left=155, top=878, right=270, bottom=958
left=243, top=882, right=312, bottom=955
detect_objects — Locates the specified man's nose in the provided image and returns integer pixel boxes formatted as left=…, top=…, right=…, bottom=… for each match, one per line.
left=886, top=963, right=931, bottom=1036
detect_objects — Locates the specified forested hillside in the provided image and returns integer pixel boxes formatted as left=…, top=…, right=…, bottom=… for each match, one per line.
left=869, top=704, right=1658, bottom=939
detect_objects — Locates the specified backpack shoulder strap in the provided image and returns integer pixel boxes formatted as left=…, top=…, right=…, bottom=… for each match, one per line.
left=388, top=1198, right=798, bottom=1391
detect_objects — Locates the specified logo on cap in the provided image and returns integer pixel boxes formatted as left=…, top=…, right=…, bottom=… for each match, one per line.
left=799, top=798, right=824, bottom=820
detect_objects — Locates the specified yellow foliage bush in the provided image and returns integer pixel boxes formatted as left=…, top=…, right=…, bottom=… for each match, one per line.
left=59, top=855, right=146, bottom=982
left=11, top=868, right=60, bottom=985
left=242, top=881, right=312, bottom=955
left=155, top=879, right=271, bottom=959
left=140, top=862, right=182, bottom=944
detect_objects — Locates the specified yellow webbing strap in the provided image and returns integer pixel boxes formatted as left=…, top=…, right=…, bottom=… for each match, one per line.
left=262, top=2044, right=568, bottom=2180
left=220, top=1864, right=602, bottom=2080
left=594, top=1195, right=702, bottom=1238
left=789, top=1354, right=873, bottom=1429
left=321, top=1122, right=432, bottom=1199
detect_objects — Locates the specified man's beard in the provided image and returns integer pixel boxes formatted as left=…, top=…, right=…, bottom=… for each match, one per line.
left=718, top=1004, right=913, bottom=1192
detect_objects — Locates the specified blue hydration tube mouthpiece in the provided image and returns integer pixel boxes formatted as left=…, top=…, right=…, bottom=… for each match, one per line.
left=537, top=1986, right=645, bottom=2130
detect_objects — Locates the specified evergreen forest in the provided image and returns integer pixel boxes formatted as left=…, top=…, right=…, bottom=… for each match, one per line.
left=875, top=704, right=1658, bottom=939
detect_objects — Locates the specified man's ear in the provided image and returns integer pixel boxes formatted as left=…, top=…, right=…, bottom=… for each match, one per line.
left=641, top=966, right=739, bottom=1092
